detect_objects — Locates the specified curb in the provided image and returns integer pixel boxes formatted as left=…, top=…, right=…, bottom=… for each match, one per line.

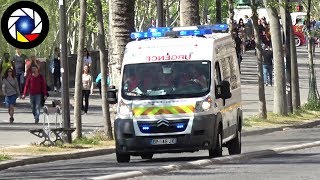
left=242, top=120, right=320, bottom=137
left=0, top=147, right=115, bottom=171
left=91, top=141, right=320, bottom=180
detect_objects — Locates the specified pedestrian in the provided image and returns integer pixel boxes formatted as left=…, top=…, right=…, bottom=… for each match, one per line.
left=82, top=65, right=93, bottom=114
left=22, top=65, right=47, bottom=124
left=83, top=48, right=92, bottom=68
left=12, top=48, right=26, bottom=94
left=51, top=47, right=61, bottom=92
left=234, top=33, right=243, bottom=71
left=0, top=52, right=15, bottom=79
left=262, top=48, right=273, bottom=86
left=25, top=54, right=40, bottom=78
left=2, top=68, right=20, bottom=123
left=95, top=71, right=111, bottom=96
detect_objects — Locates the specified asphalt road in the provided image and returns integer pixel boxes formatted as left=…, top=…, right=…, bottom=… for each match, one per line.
left=136, top=146, right=320, bottom=180
left=1, top=127, right=319, bottom=180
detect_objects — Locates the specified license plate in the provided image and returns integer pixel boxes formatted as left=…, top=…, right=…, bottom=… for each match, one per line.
left=151, top=138, right=177, bottom=145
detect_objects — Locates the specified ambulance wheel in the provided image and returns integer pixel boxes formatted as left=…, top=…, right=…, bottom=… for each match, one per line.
left=227, top=128, right=241, bottom=155
left=209, top=127, right=222, bottom=158
left=141, top=153, right=153, bottom=160
left=116, top=151, right=130, bottom=163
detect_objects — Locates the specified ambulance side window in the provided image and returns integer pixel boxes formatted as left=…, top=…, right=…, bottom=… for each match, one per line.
left=214, top=62, right=222, bottom=97
left=227, top=56, right=238, bottom=90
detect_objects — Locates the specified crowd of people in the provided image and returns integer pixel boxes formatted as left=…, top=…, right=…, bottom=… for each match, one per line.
left=232, top=15, right=274, bottom=86
left=0, top=47, right=109, bottom=123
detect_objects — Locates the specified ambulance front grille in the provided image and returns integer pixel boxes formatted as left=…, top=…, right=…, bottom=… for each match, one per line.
left=137, top=119, right=189, bottom=133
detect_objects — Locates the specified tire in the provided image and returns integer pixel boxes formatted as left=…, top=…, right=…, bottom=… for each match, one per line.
left=141, top=153, right=153, bottom=160
left=227, top=128, right=241, bottom=155
left=209, top=128, right=222, bottom=158
left=295, top=36, right=301, bottom=47
left=116, top=150, right=130, bottom=163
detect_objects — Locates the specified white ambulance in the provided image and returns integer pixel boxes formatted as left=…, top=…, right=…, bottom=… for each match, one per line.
left=108, top=24, right=242, bottom=163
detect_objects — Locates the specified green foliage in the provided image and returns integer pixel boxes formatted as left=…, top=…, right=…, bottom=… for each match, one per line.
left=72, top=133, right=110, bottom=146
left=73, top=137, right=100, bottom=145
left=0, top=154, right=12, bottom=161
left=244, top=107, right=320, bottom=127
left=303, top=100, right=320, bottom=111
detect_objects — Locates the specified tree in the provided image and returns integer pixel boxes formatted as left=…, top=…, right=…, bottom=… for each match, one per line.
left=290, top=16, right=300, bottom=111
left=279, top=0, right=292, bottom=113
left=228, top=0, right=234, bottom=37
left=74, top=0, right=87, bottom=138
left=216, top=0, right=222, bottom=23
left=250, top=0, right=267, bottom=119
left=180, top=0, right=200, bottom=26
left=94, top=0, right=113, bottom=140
left=263, top=0, right=287, bottom=115
left=108, top=0, right=135, bottom=87
left=305, top=0, right=320, bottom=106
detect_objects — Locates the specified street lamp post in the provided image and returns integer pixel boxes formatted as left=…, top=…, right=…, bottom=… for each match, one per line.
left=59, top=0, right=71, bottom=143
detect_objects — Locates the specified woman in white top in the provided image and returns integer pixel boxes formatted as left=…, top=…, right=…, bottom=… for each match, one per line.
left=83, top=48, right=92, bottom=67
left=2, top=68, right=20, bottom=123
left=82, top=65, right=93, bottom=114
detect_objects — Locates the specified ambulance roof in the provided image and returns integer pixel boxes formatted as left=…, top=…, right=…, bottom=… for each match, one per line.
left=126, top=33, right=231, bottom=48
left=123, top=25, right=234, bottom=65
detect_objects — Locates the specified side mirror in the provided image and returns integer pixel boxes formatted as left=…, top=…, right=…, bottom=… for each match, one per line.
left=107, top=85, right=118, bottom=104
left=217, top=80, right=232, bottom=99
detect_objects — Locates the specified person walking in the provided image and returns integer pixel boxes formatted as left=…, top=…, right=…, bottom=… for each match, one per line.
left=82, top=65, right=93, bottom=114
left=83, top=48, right=92, bottom=68
left=25, top=55, right=40, bottom=78
left=262, top=48, right=273, bottom=86
left=95, top=71, right=111, bottom=96
left=51, top=47, right=61, bottom=92
left=12, top=48, right=25, bottom=94
left=0, top=53, right=15, bottom=79
left=22, top=65, right=47, bottom=124
left=2, top=68, right=20, bottom=123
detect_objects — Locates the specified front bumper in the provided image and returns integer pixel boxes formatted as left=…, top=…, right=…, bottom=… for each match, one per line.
left=114, top=114, right=218, bottom=155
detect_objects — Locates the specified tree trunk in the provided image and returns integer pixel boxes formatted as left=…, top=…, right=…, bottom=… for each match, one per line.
left=279, top=0, right=292, bottom=113
left=94, top=0, right=113, bottom=140
left=216, top=0, right=222, bottom=23
left=74, top=0, right=87, bottom=138
left=180, top=0, right=200, bottom=26
left=109, top=0, right=135, bottom=88
left=263, top=0, right=287, bottom=115
left=290, top=18, right=300, bottom=110
left=228, top=0, right=234, bottom=37
left=306, top=0, right=319, bottom=104
left=251, top=0, right=267, bottom=119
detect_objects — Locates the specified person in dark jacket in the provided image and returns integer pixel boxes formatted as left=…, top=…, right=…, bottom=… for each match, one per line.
left=262, top=48, right=273, bottom=86
left=22, top=65, right=47, bottom=123
left=12, top=48, right=26, bottom=94
left=51, top=47, right=61, bottom=92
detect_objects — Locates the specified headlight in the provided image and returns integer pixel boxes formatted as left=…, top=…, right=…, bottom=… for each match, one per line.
left=118, top=100, right=132, bottom=116
left=196, top=96, right=212, bottom=112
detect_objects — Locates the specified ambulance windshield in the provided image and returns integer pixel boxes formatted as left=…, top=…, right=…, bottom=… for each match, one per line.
left=121, top=61, right=211, bottom=100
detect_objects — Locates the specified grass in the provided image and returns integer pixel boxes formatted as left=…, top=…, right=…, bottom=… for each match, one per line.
left=244, top=108, right=320, bottom=128
left=0, top=154, right=12, bottom=161
left=1, top=132, right=115, bottom=158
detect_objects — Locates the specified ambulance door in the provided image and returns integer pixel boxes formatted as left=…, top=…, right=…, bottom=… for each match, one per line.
left=214, top=61, right=231, bottom=138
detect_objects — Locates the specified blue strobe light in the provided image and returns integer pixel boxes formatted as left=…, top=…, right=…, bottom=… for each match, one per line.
left=176, top=124, right=184, bottom=129
left=142, top=126, right=150, bottom=131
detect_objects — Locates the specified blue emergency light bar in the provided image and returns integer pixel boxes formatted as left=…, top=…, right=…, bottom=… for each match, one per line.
left=130, top=23, right=229, bottom=40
